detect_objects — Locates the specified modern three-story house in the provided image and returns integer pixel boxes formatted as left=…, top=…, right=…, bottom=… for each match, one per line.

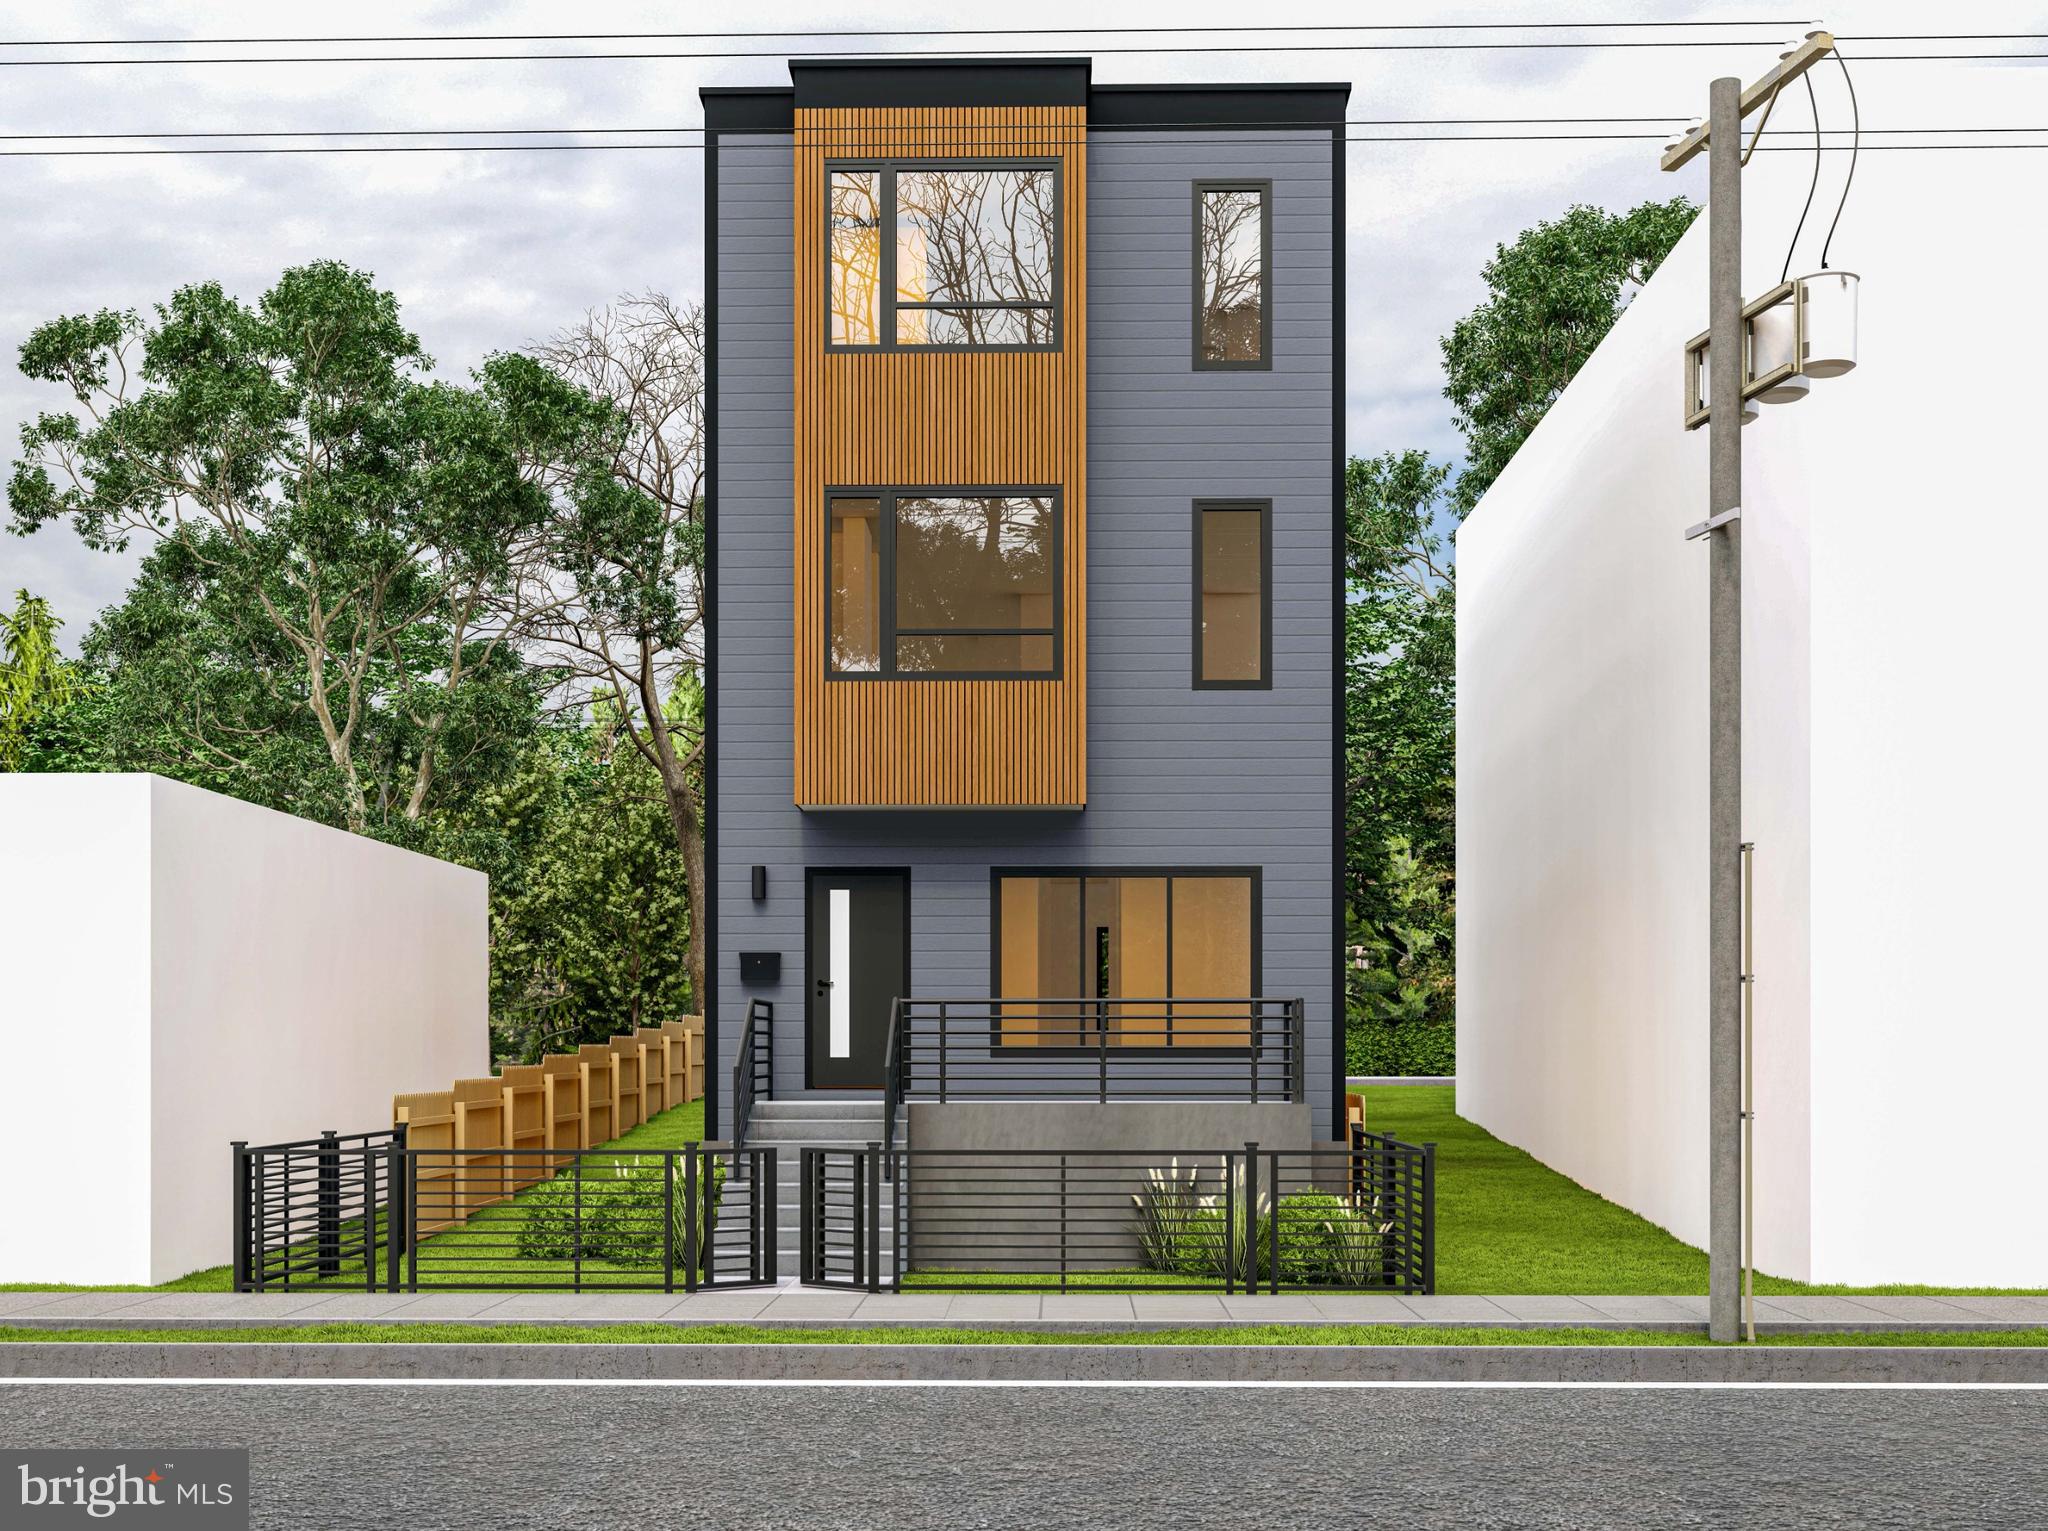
left=699, top=57, right=1347, bottom=1210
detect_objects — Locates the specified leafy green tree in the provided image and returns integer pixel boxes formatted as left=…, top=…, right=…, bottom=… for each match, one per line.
left=1344, top=452, right=1456, bottom=1066
left=477, top=716, right=695, bottom=1061
left=1440, top=197, right=1696, bottom=517
left=0, top=589, right=84, bottom=770
left=6, top=262, right=594, bottom=836
left=519, top=294, right=709, bottom=1010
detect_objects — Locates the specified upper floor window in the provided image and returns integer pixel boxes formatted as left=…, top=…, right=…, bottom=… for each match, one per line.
left=1193, top=500, right=1271, bottom=688
left=830, top=489, right=1060, bottom=678
left=1193, top=181, right=1271, bottom=369
left=828, top=162, right=1059, bottom=350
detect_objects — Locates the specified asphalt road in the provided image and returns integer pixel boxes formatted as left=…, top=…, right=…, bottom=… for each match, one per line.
left=6, top=1382, right=2044, bottom=1530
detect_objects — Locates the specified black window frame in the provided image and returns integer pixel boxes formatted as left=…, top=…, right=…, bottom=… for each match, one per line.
left=987, top=866, right=1266, bottom=1055
left=1191, top=179, right=1274, bottom=372
left=1191, top=498, right=1273, bottom=690
left=826, top=485, right=1063, bottom=682
left=825, top=157, right=1063, bottom=354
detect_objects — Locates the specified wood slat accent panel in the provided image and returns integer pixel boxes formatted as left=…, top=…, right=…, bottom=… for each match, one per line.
left=793, top=106, right=1087, bottom=808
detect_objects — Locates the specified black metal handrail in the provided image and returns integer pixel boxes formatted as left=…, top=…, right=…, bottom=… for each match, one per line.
left=731, top=997, right=773, bottom=1160
left=234, top=1135, right=779, bottom=1293
left=799, top=1131, right=1434, bottom=1295
left=880, top=996, right=904, bottom=1170
left=891, top=996, right=1308, bottom=1104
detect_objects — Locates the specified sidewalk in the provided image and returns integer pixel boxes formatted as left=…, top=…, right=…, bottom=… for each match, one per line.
left=6, top=1284, right=2045, bottom=1333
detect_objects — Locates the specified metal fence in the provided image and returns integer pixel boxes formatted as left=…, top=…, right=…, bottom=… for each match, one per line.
left=233, top=1133, right=778, bottom=1293
left=799, top=1128, right=1433, bottom=1295
left=881, top=996, right=1308, bottom=1159
left=232, top=1129, right=401, bottom=1293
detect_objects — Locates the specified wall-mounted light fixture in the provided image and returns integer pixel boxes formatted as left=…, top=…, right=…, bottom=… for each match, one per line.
left=751, top=865, right=767, bottom=902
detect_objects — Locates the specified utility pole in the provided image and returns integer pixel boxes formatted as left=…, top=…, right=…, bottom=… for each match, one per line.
left=1661, top=31, right=1833, bottom=1344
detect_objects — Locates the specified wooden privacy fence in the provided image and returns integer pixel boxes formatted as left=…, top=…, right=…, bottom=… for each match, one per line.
left=392, top=1017, right=704, bottom=1237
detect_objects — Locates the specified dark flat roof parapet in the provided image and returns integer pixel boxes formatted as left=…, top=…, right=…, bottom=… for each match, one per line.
left=792, top=58, right=1091, bottom=111
left=1090, top=82, right=1350, bottom=129
left=700, top=62, right=1349, bottom=132
left=701, top=87, right=797, bottom=134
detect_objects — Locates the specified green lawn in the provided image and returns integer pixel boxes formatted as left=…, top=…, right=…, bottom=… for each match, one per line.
left=1367, top=1086, right=2048, bottom=1297
left=5, top=1322, right=2045, bottom=1348
left=10, top=1088, right=2044, bottom=1299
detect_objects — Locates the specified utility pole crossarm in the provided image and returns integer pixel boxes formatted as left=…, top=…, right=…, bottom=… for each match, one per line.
left=1660, top=30, right=1835, bottom=173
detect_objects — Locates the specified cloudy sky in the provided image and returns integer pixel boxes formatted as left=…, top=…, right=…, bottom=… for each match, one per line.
left=0, top=0, right=2031, bottom=640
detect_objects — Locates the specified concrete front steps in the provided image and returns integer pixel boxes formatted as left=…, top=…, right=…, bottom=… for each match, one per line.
left=712, top=1098, right=905, bottom=1280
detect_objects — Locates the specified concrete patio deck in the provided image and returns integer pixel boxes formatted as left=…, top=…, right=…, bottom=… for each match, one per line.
left=4, top=1284, right=2045, bottom=1333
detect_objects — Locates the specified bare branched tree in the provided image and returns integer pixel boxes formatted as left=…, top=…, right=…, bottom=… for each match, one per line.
left=517, top=293, right=710, bottom=1010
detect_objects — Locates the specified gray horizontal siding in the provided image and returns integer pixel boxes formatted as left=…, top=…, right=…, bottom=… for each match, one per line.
left=711, top=128, right=1340, bottom=1136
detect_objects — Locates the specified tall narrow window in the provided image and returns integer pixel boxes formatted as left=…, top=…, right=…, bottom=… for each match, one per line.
left=827, top=161, right=1059, bottom=351
left=829, top=171, right=883, bottom=346
left=1194, top=501, right=1271, bottom=688
left=829, top=497, right=882, bottom=672
left=1194, top=182, right=1270, bottom=368
left=827, top=490, right=1059, bottom=678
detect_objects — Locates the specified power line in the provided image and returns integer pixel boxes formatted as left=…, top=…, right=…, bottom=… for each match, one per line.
left=0, top=41, right=1838, bottom=67
left=0, top=21, right=1829, bottom=48
left=2, top=136, right=2041, bottom=159
left=0, top=118, right=1686, bottom=142
left=2, top=43, right=2037, bottom=69
left=11, top=122, right=2042, bottom=145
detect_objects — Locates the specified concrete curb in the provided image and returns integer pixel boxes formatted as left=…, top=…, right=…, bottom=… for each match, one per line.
left=1347, top=1076, right=1453, bottom=1088
left=3, top=1315, right=2043, bottom=1335
left=1, top=1342, right=2043, bottom=1384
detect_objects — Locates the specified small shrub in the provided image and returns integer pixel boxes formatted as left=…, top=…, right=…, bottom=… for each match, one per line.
left=1345, top=1013, right=1455, bottom=1076
left=1272, top=1191, right=1388, bottom=1285
left=1131, top=1161, right=1205, bottom=1271
left=515, top=1155, right=725, bottom=1271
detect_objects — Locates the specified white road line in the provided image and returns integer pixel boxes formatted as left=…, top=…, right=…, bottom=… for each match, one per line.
left=0, top=1378, right=2043, bottom=1391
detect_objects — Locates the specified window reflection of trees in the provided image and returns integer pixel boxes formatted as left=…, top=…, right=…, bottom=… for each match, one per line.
left=895, top=496, right=1055, bottom=673
left=829, top=171, right=883, bottom=345
left=827, top=163, right=1058, bottom=348
left=1199, top=188, right=1265, bottom=363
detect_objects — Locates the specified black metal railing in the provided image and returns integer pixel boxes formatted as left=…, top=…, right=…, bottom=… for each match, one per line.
left=799, top=1130, right=1433, bottom=1295
left=731, top=997, right=773, bottom=1160
left=234, top=1136, right=777, bottom=1292
left=232, top=1128, right=405, bottom=1293
left=887, top=997, right=1308, bottom=1106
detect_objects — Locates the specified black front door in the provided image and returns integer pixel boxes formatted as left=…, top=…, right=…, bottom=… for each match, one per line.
left=806, top=871, right=909, bottom=1089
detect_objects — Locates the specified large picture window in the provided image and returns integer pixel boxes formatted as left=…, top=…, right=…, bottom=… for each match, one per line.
left=828, top=161, right=1059, bottom=350
left=1193, top=181, right=1271, bottom=369
left=993, top=871, right=1259, bottom=1047
left=829, top=489, right=1060, bottom=678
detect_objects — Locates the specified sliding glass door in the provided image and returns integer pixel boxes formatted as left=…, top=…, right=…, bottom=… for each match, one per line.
left=993, top=870, right=1256, bottom=1047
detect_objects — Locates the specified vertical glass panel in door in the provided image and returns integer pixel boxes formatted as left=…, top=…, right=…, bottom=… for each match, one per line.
left=998, top=875, right=1080, bottom=1045
left=1169, top=877, right=1254, bottom=1044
